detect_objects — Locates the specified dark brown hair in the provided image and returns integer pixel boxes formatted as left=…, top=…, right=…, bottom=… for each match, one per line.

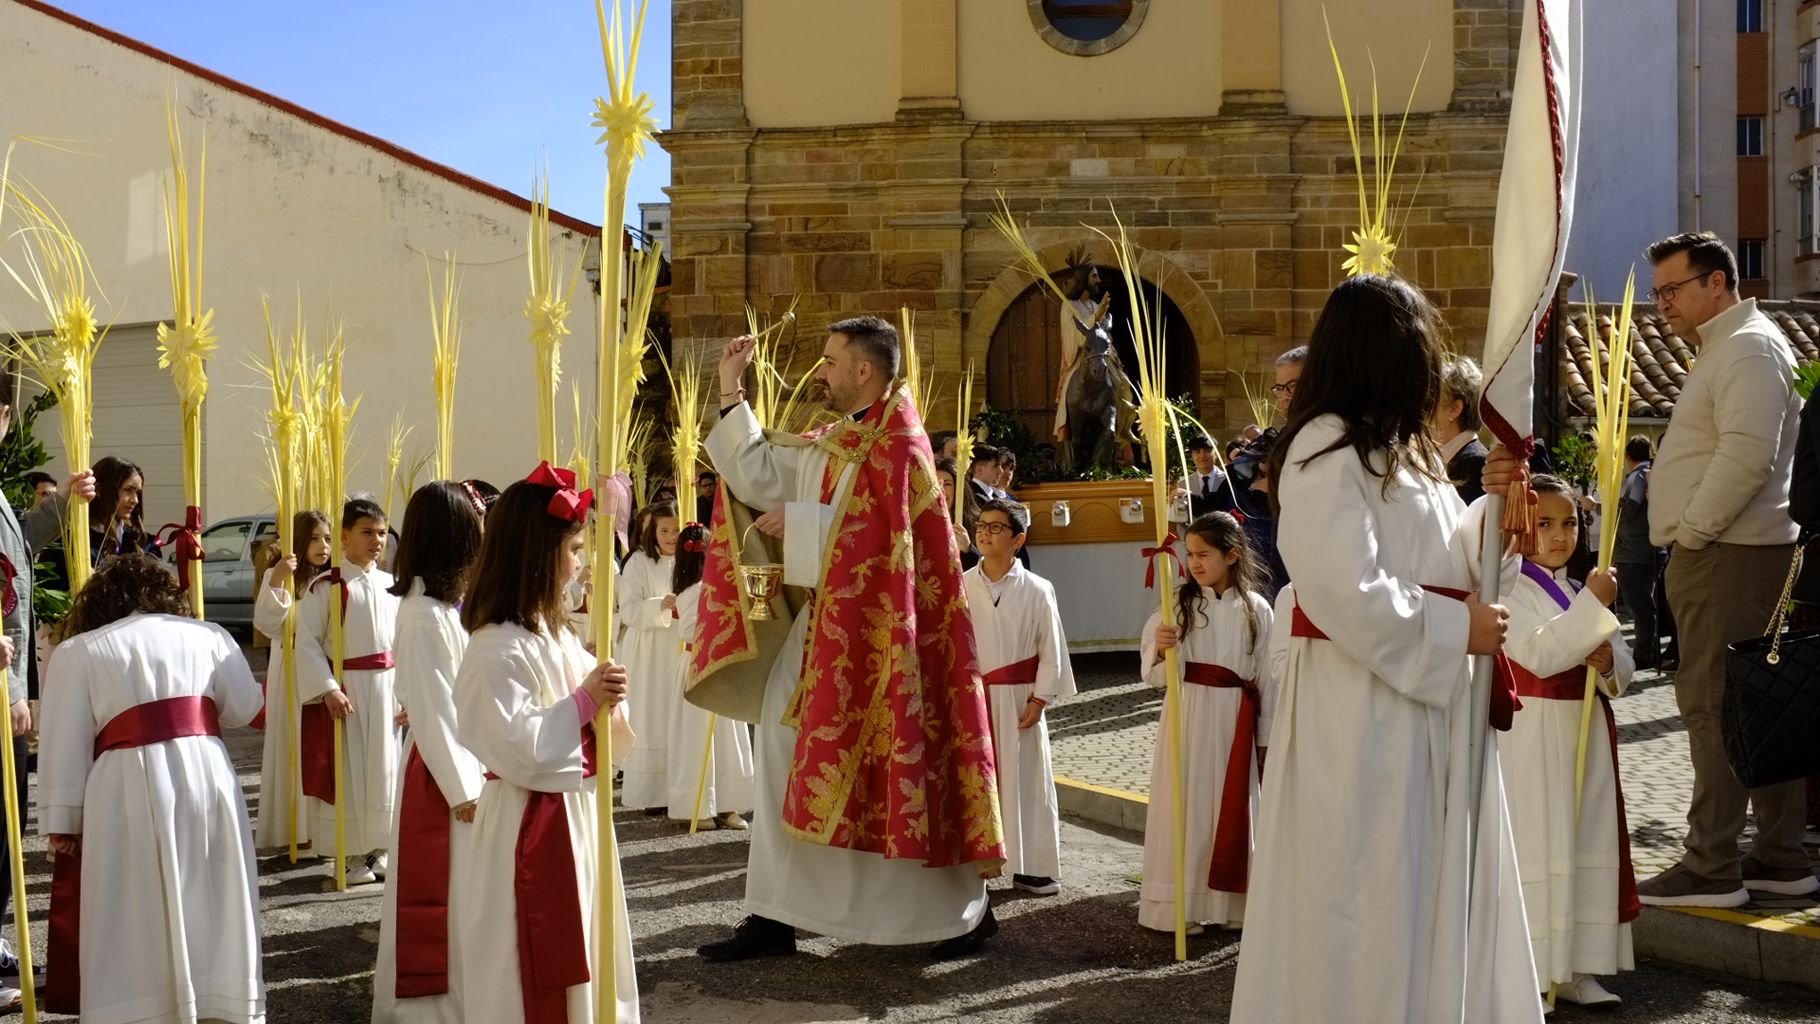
left=635, top=500, right=679, bottom=561
left=671, top=522, right=708, bottom=594
left=1267, top=275, right=1447, bottom=515
left=1176, top=512, right=1265, bottom=654
left=978, top=497, right=1029, bottom=536
left=829, top=315, right=900, bottom=380
left=91, top=455, right=149, bottom=550
left=388, top=481, right=483, bottom=603
left=460, top=478, right=585, bottom=634
left=1645, top=230, right=1739, bottom=293
left=291, top=510, right=332, bottom=595
left=56, top=552, right=189, bottom=641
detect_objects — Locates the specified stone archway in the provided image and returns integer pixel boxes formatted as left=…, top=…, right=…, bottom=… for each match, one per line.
left=964, top=239, right=1225, bottom=429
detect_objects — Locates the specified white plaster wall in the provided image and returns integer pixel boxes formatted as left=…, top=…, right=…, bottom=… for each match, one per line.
left=1566, top=0, right=1681, bottom=298
left=0, top=1, right=601, bottom=528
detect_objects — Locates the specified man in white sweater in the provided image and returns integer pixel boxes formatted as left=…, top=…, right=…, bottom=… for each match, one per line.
left=1639, top=231, right=1814, bottom=907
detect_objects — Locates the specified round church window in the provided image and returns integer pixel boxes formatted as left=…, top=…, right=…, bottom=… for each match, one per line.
left=1028, top=0, right=1148, bottom=56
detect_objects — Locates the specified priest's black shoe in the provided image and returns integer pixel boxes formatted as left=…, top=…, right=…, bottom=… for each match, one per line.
left=929, top=906, right=998, bottom=959
left=697, top=915, right=797, bottom=962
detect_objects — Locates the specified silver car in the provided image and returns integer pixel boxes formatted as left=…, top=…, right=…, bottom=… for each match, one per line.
left=186, top=514, right=278, bottom=631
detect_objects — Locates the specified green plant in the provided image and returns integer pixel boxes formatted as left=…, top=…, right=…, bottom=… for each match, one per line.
left=1551, top=433, right=1596, bottom=493
left=1795, top=361, right=1820, bottom=402
left=0, top=390, right=70, bottom=623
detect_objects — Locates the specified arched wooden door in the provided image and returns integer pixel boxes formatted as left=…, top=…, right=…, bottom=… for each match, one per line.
left=985, top=268, right=1199, bottom=446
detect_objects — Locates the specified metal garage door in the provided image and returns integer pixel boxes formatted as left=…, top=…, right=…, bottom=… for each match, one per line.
left=28, top=321, right=190, bottom=538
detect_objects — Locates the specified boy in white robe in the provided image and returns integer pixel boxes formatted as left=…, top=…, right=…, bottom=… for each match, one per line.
left=1502, top=477, right=1637, bottom=1008
left=1137, top=512, right=1273, bottom=934
left=962, top=499, right=1074, bottom=894
left=294, top=499, right=402, bottom=885
left=39, top=555, right=266, bottom=1023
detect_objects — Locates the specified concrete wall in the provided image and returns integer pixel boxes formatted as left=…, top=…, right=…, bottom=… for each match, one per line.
left=1566, top=0, right=1680, bottom=298
left=0, top=1, right=600, bottom=527
left=743, top=1, right=900, bottom=127
left=1280, top=0, right=1455, bottom=115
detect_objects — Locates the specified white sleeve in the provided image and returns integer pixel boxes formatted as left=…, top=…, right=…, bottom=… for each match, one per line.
left=1139, top=609, right=1166, bottom=689
left=703, top=402, right=801, bottom=512
left=454, top=640, right=589, bottom=792
left=783, top=500, right=837, bottom=588
left=1604, top=622, right=1635, bottom=699
left=1277, top=424, right=1470, bottom=708
left=36, top=642, right=94, bottom=836
left=1259, top=587, right=1296, bottom=747
left=252, top=570, right=293, bottom=641
left=1503, top=585, right=1621, bottom=681
left=291, top=580, right=338, bottom=703
left=209, top=627, right=267, bottom=729
left=618, top=557, right=675, bottom=632
left=398, top=606, right=485, bottom=806
left=1033, top=578, right=1075, bottom=702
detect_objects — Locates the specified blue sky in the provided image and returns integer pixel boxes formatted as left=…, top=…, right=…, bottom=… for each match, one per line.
left=50, top=0, right=674, bottom=226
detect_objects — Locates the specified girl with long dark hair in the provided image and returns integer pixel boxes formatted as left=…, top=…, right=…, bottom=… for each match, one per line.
left=664, top=522, right=754, bottom=830
left=1137, top=512, right=1272, bottom=934
left=253, top=509, right=332, bottom=853
left=1232, top=275, right=1534, bottom=1022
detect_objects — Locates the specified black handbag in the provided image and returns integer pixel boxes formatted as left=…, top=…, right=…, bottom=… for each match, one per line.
left=1723, top=547, right=1820, bottom=789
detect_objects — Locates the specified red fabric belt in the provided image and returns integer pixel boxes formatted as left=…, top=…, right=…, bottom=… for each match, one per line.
left=982, top=656, right=1039, bottom=687
left=298, top=652, right=394, bottom=804
left=1509, top=663, right=1641, bottom=923
left=1289, top=587, right=1521, bottom=731
left=53, top=695, right=223, bottom=1014
left=394, top=746, right=454, bottom=998
left=93, top=695, right=220, bottom=757
left=1181, top=662, right=1259, bottom=893
left=484, top=724, right=598, bottom=1023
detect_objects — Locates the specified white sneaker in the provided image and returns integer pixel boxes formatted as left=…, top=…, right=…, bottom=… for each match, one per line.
left=1557, top=975, right=1621, bottom=1007
left=370, top=852, right=390, bottom=879
left=0, top=983, right=21, bottom=1011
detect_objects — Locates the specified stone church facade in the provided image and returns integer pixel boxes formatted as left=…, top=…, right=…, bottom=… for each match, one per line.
left=660, top=0, right=1523, bottom=437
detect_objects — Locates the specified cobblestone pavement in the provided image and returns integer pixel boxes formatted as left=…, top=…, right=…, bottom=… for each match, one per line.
left=1049, top=645, right=1820, bottom=928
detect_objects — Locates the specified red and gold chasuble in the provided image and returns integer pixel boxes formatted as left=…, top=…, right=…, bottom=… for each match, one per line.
left=693, top=387, right=1005, bottom=871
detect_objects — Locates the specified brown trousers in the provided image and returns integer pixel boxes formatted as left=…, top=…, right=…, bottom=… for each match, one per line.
left=1666, top=541, right=1809, bottom=879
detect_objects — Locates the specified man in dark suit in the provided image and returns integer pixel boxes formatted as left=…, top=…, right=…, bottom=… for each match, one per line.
left=1182, top=434, right=1235, bottom=520
left=1433, top=356, right=1488, bottom=504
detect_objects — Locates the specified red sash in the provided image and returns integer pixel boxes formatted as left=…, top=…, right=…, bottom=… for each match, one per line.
left=48, top=696, right=223, bottom=1015
left=982, top=656, right=1039, bottom=687
left=1182, top=662, right=1259, bottom=893
left=1510, top=665, right=1642, bottom=923
left=299, top=651, right=395, bottom=803
left=394, top=746, right=455, bottom=997
left=485, top=724, right=598, bottom=1023
left=1290, top=586, right=1521, bottom=731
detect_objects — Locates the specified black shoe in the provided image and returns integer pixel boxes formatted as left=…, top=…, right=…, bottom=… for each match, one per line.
left=697, top=915, right=797, bottom=962
left=929, top=906, right=999, bottom=959
left=1012, top=874, right=1060, bottom=895
left=643, top=806, right=668, bottom=817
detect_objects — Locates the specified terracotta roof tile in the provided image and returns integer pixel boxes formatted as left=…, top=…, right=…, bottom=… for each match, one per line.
left=1557, top=300, right=1818, bottom=419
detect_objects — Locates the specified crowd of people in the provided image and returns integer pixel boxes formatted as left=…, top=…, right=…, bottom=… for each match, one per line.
left=0, top=231, right=1808, bottom=1023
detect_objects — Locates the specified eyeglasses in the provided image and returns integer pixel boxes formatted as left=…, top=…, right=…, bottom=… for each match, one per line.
left=975, top=521, right=1017, bottom=537
left=1646, top=271, right=1716, bottom=304
left=1270, top=380, right=1297, bottom=396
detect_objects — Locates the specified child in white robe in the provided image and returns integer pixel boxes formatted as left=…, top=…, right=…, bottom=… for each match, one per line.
left=255, top=509, right=331, bottom=854
left=962, top=498, right=1075, bottom=894
left=294, top=498, right=403, bottom=885
left=373, top=482, right=488, bottom=1024
left=665, top=522, right=754, bottom=828
left=1503, top=475, right=1636, bottom=1009
left=618, top=502, right=681, bottom=812
left=39, top=554, right=266, bottom=1023
left=1231, top=276, right=1541, bottom=1024
left=1138, top=511, right=1273, bottom=934
left=453, top=462, right=638, bottom=1024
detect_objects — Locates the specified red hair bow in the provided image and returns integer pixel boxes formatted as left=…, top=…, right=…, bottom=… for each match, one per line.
left=681, top=521, right=706, bottom=553
left=526, top=461, right=593, bottom=523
